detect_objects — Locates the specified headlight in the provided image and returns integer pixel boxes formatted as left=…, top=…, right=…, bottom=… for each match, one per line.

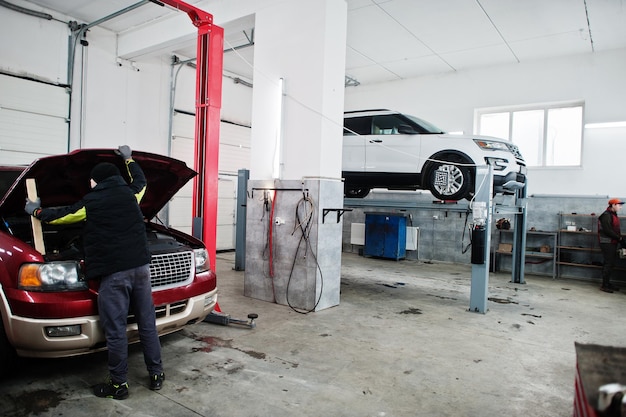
left=484, top=157, right=509, bottom=171
left=18, top=262, right=86, bottom=291
left=194, top=248, right=210, bottom=273
left=474, top=139, right=509, bottom=151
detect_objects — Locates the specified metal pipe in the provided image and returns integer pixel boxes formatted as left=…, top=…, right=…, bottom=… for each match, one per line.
left=0, top=0, right=52, bottom=20
left=68, top=1, right=152, bottom=84
left=66, top=0, right=155, bottom=151
left=344, top=198, right=471, bottom=213
left=82, top=0, right=151, bottom=31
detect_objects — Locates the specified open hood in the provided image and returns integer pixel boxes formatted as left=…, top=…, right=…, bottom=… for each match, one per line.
left=0, top=149, right=197, bottom=220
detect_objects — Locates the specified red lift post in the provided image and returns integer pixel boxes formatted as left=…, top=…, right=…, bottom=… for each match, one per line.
left=159, top=0, right=224, bottom=271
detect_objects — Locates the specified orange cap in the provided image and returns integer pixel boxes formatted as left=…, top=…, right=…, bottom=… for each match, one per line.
left=608, top=198, right=625, bottom=205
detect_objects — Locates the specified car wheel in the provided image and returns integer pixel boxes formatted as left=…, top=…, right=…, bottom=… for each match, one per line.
left=345, top=187, right=371, bottom=198
left=427, top=160, right=473, bottom=200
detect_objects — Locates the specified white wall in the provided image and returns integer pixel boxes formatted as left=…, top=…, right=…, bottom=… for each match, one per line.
left=0, top=0, right=252, bottom=162
left=172, top=65, right=252, bottom=127
left=0, top=3, right=67, bottom=84
left=344, top=48, right=626, bottom=197
left=249, top=0, right=346, bottom=180
left=2, top=1, right=625, bottom=198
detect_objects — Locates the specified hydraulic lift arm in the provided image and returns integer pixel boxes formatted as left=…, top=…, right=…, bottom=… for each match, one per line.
left=159, top=0, right=224, bottom=272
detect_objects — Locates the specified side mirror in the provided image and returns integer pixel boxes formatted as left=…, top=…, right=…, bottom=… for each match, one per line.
left=397, top=124, right=416, bottom=134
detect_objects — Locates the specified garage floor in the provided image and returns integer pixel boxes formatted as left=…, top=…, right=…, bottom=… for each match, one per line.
left=2, top=251, right=626, bottom=417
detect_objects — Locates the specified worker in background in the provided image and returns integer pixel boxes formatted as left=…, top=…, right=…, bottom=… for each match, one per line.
left=24, top=145, right=164, bottom=400
left=598, top=198, right=625, bottom=293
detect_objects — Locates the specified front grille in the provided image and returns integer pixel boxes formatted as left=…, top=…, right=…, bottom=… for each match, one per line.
left=154, top=300, right=188, bottom=319
left=127, top=300, right=188, bottom=324
left=506, top=143, right=525, bottom=162
left=149, top=251, right=194, bottom=289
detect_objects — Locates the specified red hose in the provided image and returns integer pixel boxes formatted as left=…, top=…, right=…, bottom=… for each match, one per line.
left=269, top=191, right=276, bottom=278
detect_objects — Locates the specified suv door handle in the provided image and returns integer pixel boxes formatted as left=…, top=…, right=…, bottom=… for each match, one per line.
left=369, top=139, right=382, bottom=143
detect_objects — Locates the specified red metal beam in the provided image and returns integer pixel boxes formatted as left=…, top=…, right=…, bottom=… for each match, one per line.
left=160, top=0, right=223, bottom=271
left=158, top=0, right=213, bottom=28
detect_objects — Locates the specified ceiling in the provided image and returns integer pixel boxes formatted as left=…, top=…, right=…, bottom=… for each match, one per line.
left=16, top=0, right=626, bottom=86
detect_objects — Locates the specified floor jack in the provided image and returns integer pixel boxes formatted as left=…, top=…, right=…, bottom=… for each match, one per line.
left=203, top=306, right=258, bottom=329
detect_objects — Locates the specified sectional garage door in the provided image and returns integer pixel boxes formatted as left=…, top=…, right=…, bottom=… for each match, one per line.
left=169, top=111, right=251, bottom=250
left=0, top=74, right=69, bottom=165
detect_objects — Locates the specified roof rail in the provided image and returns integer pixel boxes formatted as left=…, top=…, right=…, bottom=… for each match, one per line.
left=344, top=109, right=391, bottom=114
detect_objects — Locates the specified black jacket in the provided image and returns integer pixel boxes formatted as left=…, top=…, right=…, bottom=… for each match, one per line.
left=37, top=160, right=150, bottom=279
left=598, top=208, right=621, bottom=244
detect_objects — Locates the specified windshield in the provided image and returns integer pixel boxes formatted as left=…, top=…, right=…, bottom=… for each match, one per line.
left=404, top=114, right=445, bottom=134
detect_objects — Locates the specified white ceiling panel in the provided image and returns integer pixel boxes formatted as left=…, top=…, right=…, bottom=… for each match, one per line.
left=510, top=31, right=593, bottom=62
left=480, top=0, right=590, bottom=41
left=345, top=64, right=401, bottom=85
left=586, top=0, right=626, bottom=51
left=24, top=0, right=190, bottom=32
left=376, top=0, right=503, bottom=54
left=345, top=46, right=376, bottom=70
left=346, top=5, right=433, bottom=62
left=384, top=54, right=458, bottom=79
left=441, top=43, right=518, bottom=72
left=12, top=0, right=626, bottom=86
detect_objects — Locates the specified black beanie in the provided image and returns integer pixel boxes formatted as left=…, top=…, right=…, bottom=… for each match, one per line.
left=90, top=162, right=120, bottom=183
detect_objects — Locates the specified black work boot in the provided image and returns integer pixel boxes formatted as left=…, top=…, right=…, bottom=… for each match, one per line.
left=93, top=380, right=129, bottom=400
left=149, top=372, right=165, bottom=390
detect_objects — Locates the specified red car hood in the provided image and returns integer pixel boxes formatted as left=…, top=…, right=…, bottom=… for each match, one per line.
left=0, top=149, right=197, bottom=220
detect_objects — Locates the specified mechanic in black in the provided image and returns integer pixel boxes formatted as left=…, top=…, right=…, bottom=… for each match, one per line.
left=25, top=145, right=164, bottom=400
left=598, top=198, right=625, bottom=293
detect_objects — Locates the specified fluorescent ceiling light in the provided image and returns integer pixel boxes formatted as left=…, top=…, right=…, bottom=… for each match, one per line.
left=584, top=121, right=626, bottom=129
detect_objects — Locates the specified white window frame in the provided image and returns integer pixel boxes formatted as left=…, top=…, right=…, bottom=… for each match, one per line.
left=475, top=101, right=584, bottom=168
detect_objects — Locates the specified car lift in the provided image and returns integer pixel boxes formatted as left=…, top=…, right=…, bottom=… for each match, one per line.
left=160, top=2, right=259, bottom=325
left=469, top=166, right=527, bottom=313
left=154, top=0, right=224, bottom=273
left=70, top=0, right=223, bottom=269
left=204, top=307, right=259, bottom=329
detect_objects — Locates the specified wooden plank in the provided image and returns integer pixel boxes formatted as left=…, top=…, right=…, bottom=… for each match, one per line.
left=25, top=178, right=46, bottom=255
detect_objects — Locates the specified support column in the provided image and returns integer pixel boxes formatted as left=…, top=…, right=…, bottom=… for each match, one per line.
left=511, top=184, right=528, bottom=284
left=234, top=169, right=249, bottom=272
left=244, top=0, right=347, bottom=311
left=469, top=166, right=494, bottom=314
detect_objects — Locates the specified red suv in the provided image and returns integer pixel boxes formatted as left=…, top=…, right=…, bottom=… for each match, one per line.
left=0, top=149, right=217, bottom=374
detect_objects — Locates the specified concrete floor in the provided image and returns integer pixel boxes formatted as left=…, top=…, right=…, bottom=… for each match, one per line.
left=2, top=251, right=626, bottom=417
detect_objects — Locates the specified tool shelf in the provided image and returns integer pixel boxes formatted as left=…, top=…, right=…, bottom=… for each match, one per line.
left=557, top=212, right=626, bottom=279
left=493, top=229, right=557, bottom=278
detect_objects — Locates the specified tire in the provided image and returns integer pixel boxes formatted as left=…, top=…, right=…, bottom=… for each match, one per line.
left=345, top=187, right=370, bottom=198
left=426, top=159, right=473, bottom=201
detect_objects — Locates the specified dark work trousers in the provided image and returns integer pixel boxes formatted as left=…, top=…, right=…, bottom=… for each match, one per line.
left=600, top=242, right=618, bottom=287
left=98, top=264, right=163, bottom=384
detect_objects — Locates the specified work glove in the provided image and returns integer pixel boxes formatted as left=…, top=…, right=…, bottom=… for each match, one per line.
left=116, top=145, right=132, bottom=160
left=24, top=198, right=41, bottom=217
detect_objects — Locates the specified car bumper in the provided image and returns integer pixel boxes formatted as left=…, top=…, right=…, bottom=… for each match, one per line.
left=1, top=288, right=217, bottom=359
left=494, top=168, right=527, bottom=192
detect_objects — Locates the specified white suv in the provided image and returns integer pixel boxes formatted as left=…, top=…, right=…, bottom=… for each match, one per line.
left=342, top=109, right=527, bottom=200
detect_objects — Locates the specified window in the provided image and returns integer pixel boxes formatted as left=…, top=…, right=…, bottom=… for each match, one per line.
left=372, top=115, right=406, bottom=135
left=477, top=103, right=583, bottom=167
left=344, top=116, right=372, bottom=136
